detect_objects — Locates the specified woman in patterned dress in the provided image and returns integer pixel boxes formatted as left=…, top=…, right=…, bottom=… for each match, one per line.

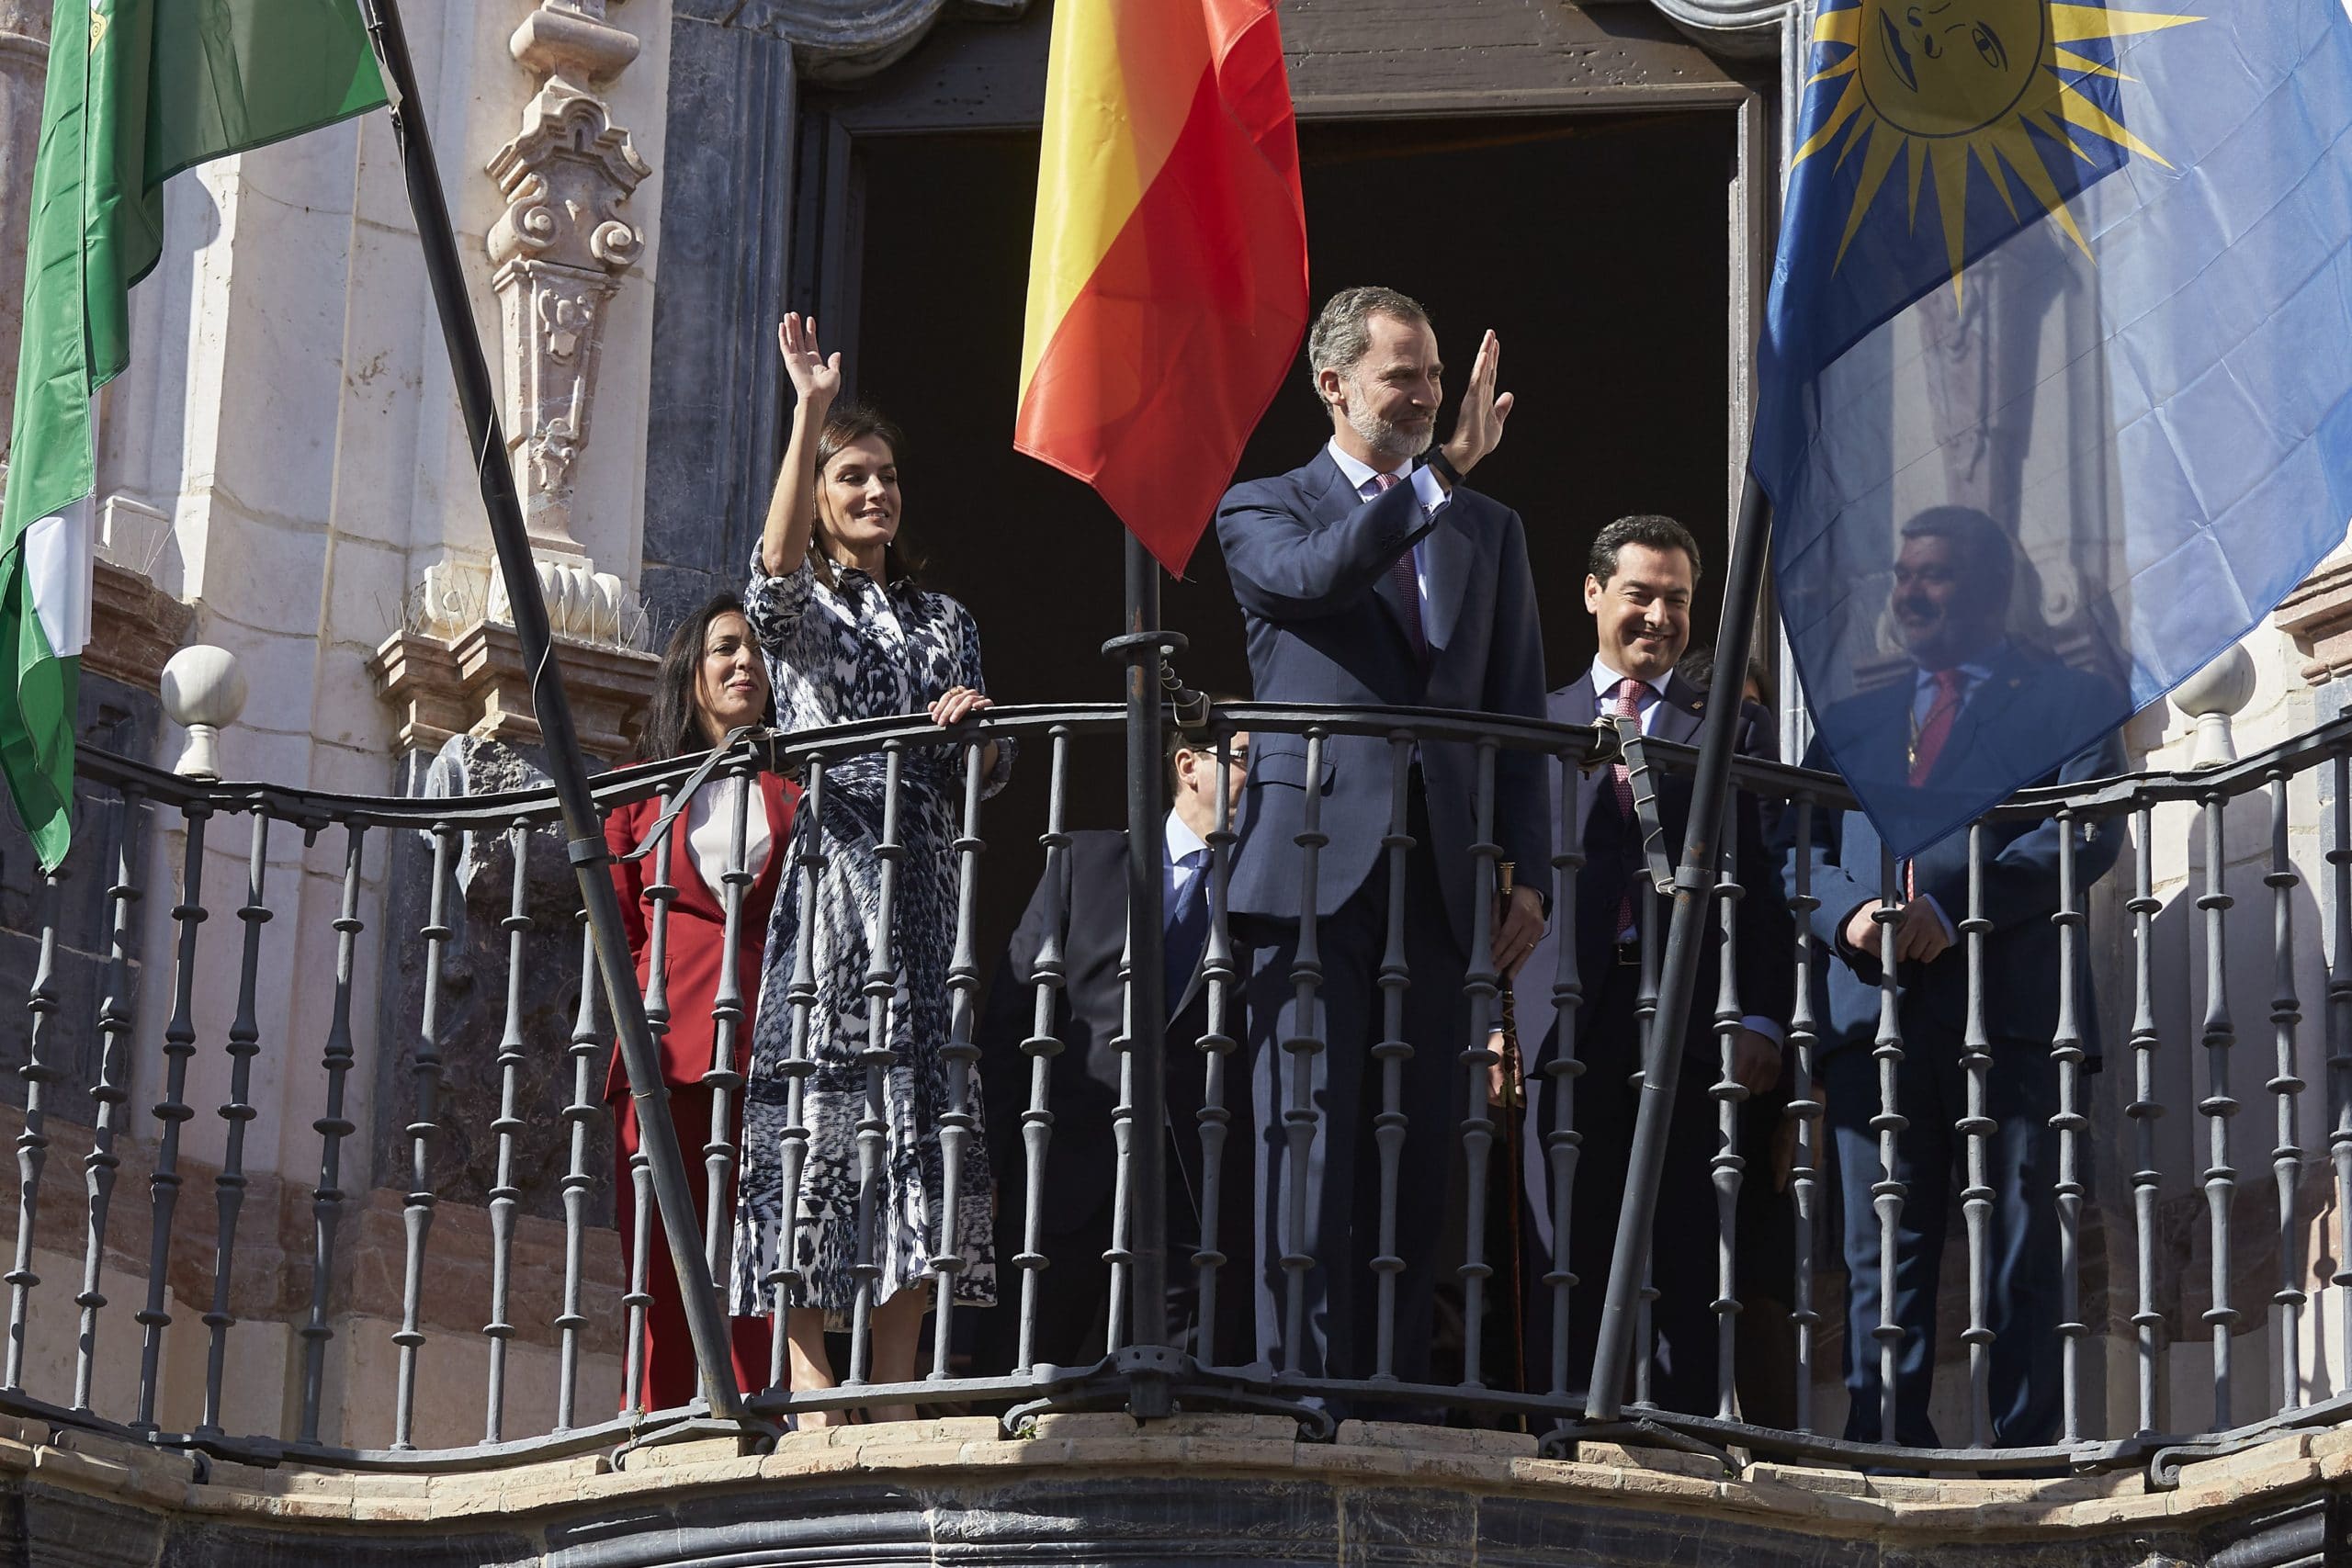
left=731, top=313, right=1009, bottom=1424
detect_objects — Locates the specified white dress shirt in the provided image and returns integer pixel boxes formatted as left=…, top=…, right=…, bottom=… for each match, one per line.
left=1586, top=658, right=1781, bottom=1046
left=1163, top=808, right=1210, bottom=919
left=685, top=773, right=772, bottom=896
left=1327, top=438, right=1449, bottom=624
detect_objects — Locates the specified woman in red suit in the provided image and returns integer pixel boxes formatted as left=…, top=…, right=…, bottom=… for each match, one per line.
left=605, top=592, right=797, bottom=1410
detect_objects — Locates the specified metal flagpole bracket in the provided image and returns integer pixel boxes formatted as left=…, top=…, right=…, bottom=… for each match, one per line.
left=1613, top=718, right=1677, bottom=896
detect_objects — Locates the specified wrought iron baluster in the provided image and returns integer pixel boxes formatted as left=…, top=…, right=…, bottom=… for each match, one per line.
left=1709, top=794, right=1745, bottom=1422
left=5, top=871, right=63, bottom=1396
left=1959, top=822, right=1996, bottom=1448
left=847, top=742, right=908, bottom=1389
left=1456, top=739, right=1503, bottom=1389
left=1105, top=917, right=1136, bottom=1356
left=2331, top=758, right=2352, bottom=1390
left=704, top=765, right=754, bottom=1280
left=2265, top=772, right=2307, bottom=1414
left=392, top=825, right=456, bottom=1450
left=624, top=788, right=678, bottom=1414
left=930, top=740, right=988, bottom=1374
left=768, top=759, right=828, bottom=1390
left=555, top=900, right=602, bottom=1426
left=1012, top=737, right=1069, bottom=1374
left=2052, top=813, right=2089, bottom=1444
left=1544, top=748, right=1586, bottom=1401
left=1369, top=736, right=1414, bottom=1381
left=1785, top=800, right=1821, bottom=1435
left=1871, top=847, right=1907, bottom=1444
left=1191, top=728, right=1242, bottom=1366
left=299, top=824, right=366, bottom=1444
left=2126, top=806, right=2163, bottom=1437
left=1632, top=880, right=1661, bottom=1409
left=482, top=820, right=532, bottom=1442
left=198, top=809, right=272, bottom=1438
left=136, top=805, right=209, bottom=1434
left=1279, top=729, right=1328, bottom=1371
left=2197, top=787, right=2240, bottom=1429
left=76, top=792, right=144, bottom=1417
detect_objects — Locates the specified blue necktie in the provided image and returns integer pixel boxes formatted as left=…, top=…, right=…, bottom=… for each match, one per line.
left=1163, top=851, right=1210, bottom=1010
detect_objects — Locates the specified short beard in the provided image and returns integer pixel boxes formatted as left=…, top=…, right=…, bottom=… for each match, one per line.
left=1341, top=389, right=1430, bottom=463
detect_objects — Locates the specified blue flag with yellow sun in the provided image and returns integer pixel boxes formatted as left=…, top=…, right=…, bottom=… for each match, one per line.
left=1758, top=0, right=2352, bottom=858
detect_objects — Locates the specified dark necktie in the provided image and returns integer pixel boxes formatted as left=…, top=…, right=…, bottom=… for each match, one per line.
left=1164, top=850, right=1210, bottom=1010
left=1371, top=471, right=1426, bottom=659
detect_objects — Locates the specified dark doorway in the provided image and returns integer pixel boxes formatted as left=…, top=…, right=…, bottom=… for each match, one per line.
left=848, top=110, right=1735, bottom=951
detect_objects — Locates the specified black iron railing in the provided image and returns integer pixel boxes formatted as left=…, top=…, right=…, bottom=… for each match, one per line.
left=1, top=701, right=2348, bottom=1482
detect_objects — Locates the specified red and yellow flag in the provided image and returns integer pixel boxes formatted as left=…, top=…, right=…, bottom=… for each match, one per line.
left=1015, top=0, right=1307, bottom=578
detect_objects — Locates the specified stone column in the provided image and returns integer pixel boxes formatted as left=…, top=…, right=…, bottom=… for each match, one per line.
left=0, top=0, right=49, bottom=455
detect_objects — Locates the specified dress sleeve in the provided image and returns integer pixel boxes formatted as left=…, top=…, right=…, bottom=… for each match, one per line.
left=744, top=546, right=818, bottom=653
left=953, top=598, right=1016, bottom=799
left=604, top=798, right=651, bottom=967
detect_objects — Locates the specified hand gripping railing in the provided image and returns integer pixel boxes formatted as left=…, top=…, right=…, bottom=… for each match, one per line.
left=5, top=700, right=2352, bottom=1479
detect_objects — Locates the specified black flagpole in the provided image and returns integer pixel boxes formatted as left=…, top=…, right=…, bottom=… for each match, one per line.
left=355, top=0, right=747, bottom=1422
left=1584, top=468, right=1772, bottom=1419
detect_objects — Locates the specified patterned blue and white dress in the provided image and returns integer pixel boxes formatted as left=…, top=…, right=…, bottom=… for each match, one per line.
left=729, top=550, right=1011, bottom=1321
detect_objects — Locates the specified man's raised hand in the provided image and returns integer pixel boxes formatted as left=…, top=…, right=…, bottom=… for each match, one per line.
left=778, top=312, right=842, bottom=408
left=1441, top=329, right=1514, bottom=479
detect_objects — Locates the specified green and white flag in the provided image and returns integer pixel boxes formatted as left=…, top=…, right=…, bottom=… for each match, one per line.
left=3, top=0, right=386, bottom=868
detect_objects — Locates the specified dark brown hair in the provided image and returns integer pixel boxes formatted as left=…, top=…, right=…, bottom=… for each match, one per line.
left=639, top=592, right=773, bottom=761
left=813, top=400, right=923, bottom=588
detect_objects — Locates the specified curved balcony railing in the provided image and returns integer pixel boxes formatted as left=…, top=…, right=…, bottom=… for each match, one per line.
left=1, top=699, right=2347, bottom=1486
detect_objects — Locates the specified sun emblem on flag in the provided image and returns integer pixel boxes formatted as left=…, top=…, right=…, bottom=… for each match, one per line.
left=1796, top=0, right=2199, bottom=288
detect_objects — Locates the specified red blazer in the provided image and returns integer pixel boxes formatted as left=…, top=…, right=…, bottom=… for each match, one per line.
left=603, top=772, right=797, bottom=1100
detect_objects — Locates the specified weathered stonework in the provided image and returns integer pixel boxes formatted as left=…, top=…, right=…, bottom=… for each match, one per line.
left=0, top=1413, right=2347, bottom=1565
left=2273, top=558, right=2352, bottom=685
left=369, top=622, right=657, bottom=763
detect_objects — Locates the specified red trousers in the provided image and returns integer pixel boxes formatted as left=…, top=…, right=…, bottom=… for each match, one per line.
left=611, top=1084, right=774, bottom=1410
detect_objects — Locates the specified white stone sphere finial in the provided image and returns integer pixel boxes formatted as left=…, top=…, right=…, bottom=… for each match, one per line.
left=160, top=645, right=247, bottom=782
left=2169, top=643, right=2258, bottom=770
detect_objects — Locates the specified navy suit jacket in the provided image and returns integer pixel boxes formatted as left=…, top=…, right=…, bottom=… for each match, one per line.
left=1781, top=645, right=2126, bottom=1062
left=1510, top=671, right=1794, bottom=1073
left=1216, top=449, right=1549, bottom=950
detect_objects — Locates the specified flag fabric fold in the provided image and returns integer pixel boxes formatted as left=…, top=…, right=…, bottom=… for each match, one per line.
left=1, top=0, right=386, bottom=868
left=1015, top=0, right=1308, bottom=578
left=1755, top=0, right=2352, bottom=858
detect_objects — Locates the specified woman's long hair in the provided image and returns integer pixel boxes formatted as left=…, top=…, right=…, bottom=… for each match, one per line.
left=638, top=592, right=774, bottom=762
left=812, top=400, right=923, bottom=590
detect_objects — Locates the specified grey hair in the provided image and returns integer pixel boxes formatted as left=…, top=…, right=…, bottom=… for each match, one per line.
left=1306, top=286, right=1430, bottom=400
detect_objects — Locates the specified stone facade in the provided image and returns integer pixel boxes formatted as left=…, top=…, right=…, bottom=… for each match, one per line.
left=1, top=1413, right=2348, bottom=1566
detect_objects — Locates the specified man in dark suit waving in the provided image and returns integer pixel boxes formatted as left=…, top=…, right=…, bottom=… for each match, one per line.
left=1510, top=515, right=1793, bottom=1414
left=1785, top=505, right=2123, bottom=1448
left=1216, top=286, right=1549, bottom=1388
left=977, top=725, right=1257, bottom=1373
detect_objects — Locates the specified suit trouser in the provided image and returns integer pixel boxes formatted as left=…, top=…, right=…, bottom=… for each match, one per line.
left=1523, top=962, right=1723, bottom=1415
left=1238, top=796, right=1467, bottom=1386
left=1823, top=1027, right=2062, bottom=1448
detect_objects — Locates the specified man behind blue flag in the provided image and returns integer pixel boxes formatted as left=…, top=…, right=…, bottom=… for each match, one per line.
left=1757, top=0, right=2352, bottom=859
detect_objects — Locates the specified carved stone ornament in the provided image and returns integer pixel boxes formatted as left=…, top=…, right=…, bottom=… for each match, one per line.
left=1641, top=0, right=1793, bottom=58
left=485, top=0, right=649, bottom=556
left=731, top=0, right=1030, bottom=84
left=2273, top=554, right=2352, bottom=685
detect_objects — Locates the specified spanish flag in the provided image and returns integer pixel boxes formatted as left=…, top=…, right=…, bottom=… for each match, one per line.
left=1015, top=0, right=1307, bottom=578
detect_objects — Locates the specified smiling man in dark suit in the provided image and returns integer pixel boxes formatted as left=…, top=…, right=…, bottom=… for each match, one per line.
left=1215, top=285, right=1549, bottom=1390
left=1509, top=514, right=1793, bottom=1415
left=1786, top=505, right=2124, bottom=1448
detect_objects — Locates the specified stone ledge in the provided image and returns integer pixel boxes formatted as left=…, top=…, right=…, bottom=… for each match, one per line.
left=3, top=1415, right=2348, bottom=1561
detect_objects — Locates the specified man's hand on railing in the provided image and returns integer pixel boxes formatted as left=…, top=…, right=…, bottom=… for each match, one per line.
left=1492, top=883, right=1544, bottom=977
left=1732, top=1029, right=1781, bottom=1096
left=1841, top=897, right=1953, bottom=966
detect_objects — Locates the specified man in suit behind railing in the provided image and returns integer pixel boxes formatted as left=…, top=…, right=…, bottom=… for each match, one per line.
left=975, top=725, right=1257, bottom=1374
left=1510, top=514, right=1794, bottom=1416
left=1782, top=505, right=2124, bottom=1449
left=1215, top=285, right=1551, bottom=1392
